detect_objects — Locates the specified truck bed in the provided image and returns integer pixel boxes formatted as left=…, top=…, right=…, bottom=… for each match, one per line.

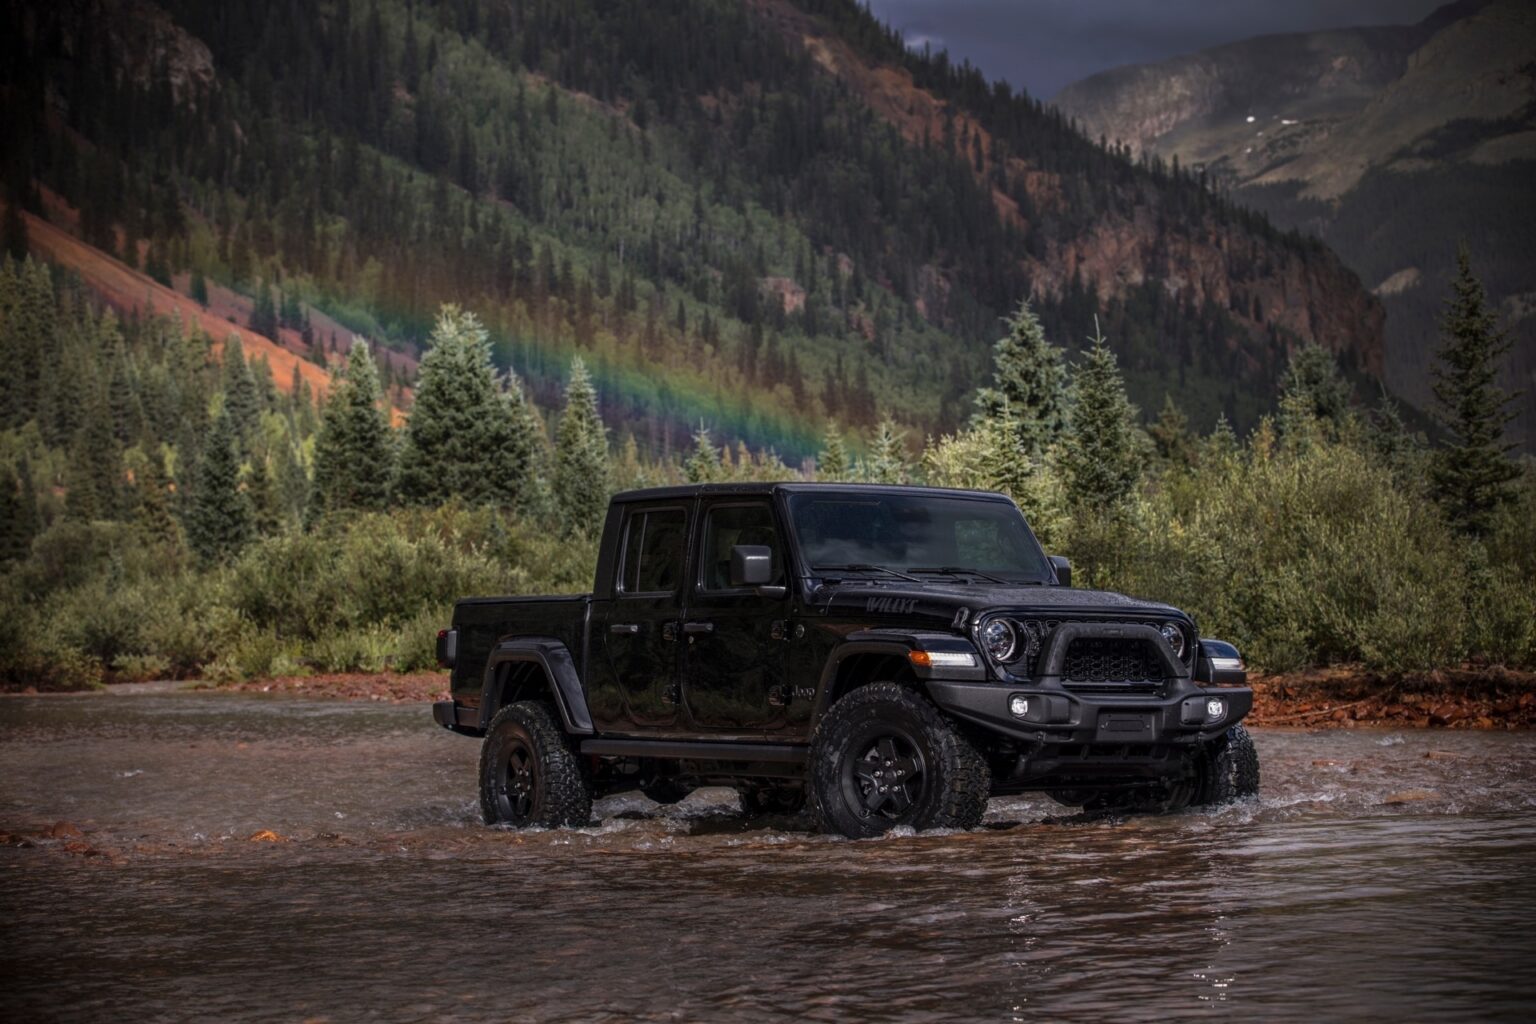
left=449, top=594, right=591, bottom=696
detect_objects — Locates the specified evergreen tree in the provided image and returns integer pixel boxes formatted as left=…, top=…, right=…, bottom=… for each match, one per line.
left=1062, top=321, right=1144, bottom=510
left=134, top=448, right=181, bottom=550
left=190, top=270, right=209, bottom=307
left=221, top=335, right=261, bottom=446
left=817, top=421, right=852, bottom=481
left=973, top=300, right=1069, bottom=461
left=1278, top=343, right=1351, bottom=439
left=187, top=409, right=254, bottom=564
left=494, top=370, right=546, bottom=514
left=66, top=388, right=122, bottom=521
left=864, top=418, right=910, bottom=484
left=684, top=423, right=723, bottom=483
left=0, top=462, right=36, bottom=562
left=1148, top=394, right=1195, bottom=468
left=310, top=338, right=394, bottom=517
left=249, top=281, right=279, bottom=340
left=396, top=307, right=535, bottom=507
left=1429, top=245, right=1520, bottom=537
left=552, top=356, right=608, bottom=535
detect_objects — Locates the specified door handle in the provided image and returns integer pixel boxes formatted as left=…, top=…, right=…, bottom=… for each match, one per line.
left=609, top=623, right=639, bottom=635
left=682, top=622, right=715, bottom=635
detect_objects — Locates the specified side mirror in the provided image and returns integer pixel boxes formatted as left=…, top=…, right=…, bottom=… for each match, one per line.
left=730, top=544, right=774, bottom=587
left=1048, top=554, right=1072, bottom=588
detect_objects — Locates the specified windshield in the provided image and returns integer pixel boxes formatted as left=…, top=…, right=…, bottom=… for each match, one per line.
left=787, top=491, right=1051, bottom=583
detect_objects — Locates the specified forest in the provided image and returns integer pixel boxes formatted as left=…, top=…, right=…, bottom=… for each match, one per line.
left=0, top=0, right=1371, bottom=460
left=1, top=248, right=1530, bottom=690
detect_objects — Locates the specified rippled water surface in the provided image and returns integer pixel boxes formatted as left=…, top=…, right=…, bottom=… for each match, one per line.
left=3, top=688, right=1535, bottom=1022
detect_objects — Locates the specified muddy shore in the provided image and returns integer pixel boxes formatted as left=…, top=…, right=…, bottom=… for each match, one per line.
left=6, top=666, right=1534, bottom=727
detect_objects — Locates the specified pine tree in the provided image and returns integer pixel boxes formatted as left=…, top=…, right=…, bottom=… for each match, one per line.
left=190, top=270, right=209, bottom=307
left=0, top=462, right=34, bottom=562
left=1148, top=394, right=1195, bottom=467
left=310, top=338, right=394, bottom=517
left=684, top=423, right=723, bottom=483
left=1062, top=321, right=1144, bottom=510
left=249, top=281, right=279, bottom=340
left=1278, top=343, right=1350, bottom=440
left=396, top=306, right=536, bottom=508
left=134, top=447, right=181, bottom=550
left=1429, top=245, right=1520, bottom=537
left=817, top=421, right=852, bottom=481
left=552, top=356, right=609, bottom=535
left=221, top=335, right=261, bottom=447
left=187, top=409, right=254, bottom=564
left=66, top=388, right=122, bottom=521
left=864, top=418, right=910, bottom=484
left=973, top=300, right=1069, bottom=461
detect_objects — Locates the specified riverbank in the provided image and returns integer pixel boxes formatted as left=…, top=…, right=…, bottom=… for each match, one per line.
left=6, top=666, right=1535, bottom=728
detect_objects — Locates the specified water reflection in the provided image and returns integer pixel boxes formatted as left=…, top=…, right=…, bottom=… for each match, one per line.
left=2, top=692, right=1534, bottom=1022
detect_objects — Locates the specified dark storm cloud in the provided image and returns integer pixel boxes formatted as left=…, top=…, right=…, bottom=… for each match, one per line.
left=863, top=0, right=1450, bottom=99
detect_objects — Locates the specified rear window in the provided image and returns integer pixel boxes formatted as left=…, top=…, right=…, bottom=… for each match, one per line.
left=620, top=508, right=687, bottom=594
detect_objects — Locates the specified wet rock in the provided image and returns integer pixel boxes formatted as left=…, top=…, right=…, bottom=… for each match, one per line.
left=1312, top=759, right=1345, bottom=767
left=1383, top=789, right=1440, bottom=805
left=47, top=821, right=85, bottom=839
left=1423, top=750, right=1466, bottom=761
left=247, top=829, right=286, bottom=843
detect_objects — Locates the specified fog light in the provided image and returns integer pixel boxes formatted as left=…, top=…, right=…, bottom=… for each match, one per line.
left=1206, top=698, right=1226, bottom=721
left=1009, top=696, right=1030, bottom=718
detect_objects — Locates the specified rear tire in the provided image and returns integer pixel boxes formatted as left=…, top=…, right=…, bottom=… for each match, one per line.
left=479, top=701, right=592, bottom=828
left=809, top=683, right=990, bottom=839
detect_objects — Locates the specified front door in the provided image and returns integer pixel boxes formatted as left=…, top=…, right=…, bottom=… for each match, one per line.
left=594, top=503, right=691, bottom=734
left=681, top=499, right=791, bottom=734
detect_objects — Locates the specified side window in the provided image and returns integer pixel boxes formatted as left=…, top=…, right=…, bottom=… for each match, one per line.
left=700, top=503, right=783, bottom=591
left=620, top=508, right=687, bottom=595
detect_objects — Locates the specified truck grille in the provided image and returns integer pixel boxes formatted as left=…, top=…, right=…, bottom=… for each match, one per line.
left=1062, top=637, right=1160, bottom=684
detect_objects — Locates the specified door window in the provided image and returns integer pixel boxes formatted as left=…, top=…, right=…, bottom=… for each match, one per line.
left=699, top=503, right=783, bottom=592
left=619, top=508, right=687, bottom=595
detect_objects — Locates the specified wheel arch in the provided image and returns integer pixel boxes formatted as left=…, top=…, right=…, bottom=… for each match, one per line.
left=813, top=638, right=920, bottom=721
left=479, top=638, right=594, bottom=735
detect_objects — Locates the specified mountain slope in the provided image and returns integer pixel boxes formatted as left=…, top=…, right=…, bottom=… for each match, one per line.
left=1055, top=0, right=1535, bottom=448
left=2, top=0, right=1390, bottom=453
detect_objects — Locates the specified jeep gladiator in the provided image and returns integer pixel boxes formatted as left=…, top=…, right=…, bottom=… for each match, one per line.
left=433, top=483, right=1258, bottom=838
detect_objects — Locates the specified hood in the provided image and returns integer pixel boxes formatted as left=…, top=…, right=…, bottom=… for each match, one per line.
left=808, top=579, right=1188, bottom=631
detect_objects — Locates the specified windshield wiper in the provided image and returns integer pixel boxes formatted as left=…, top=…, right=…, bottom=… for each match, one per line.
left=811, top=563, right=921, bottom=583
left=908, top=566, right=1010, bottom=584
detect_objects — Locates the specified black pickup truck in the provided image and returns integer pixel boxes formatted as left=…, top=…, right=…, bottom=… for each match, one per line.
left=433, top=483, right=1258, bottom=838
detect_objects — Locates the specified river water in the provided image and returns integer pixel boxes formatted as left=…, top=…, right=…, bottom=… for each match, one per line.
left=2, top=689, right=1534, bottom=1023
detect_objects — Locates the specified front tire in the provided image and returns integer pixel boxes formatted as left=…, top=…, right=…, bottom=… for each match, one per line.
left=809, top=683, right=990, bottom=839
left=1193, top=724, right=1260, bottom=806
left=479, top=701, right=592, bottom=828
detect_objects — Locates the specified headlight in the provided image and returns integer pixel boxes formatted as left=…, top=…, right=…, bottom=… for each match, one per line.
left=981, top=619, right=1017, bottom=662
left=1160, top=622, right=1187, bottom=659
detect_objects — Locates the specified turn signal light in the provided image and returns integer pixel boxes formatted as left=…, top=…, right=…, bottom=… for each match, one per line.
left=908, top=650, right=976, bottom=668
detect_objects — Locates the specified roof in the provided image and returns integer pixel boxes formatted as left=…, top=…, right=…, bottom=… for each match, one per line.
left=610, top=481, right=1012, bottom=503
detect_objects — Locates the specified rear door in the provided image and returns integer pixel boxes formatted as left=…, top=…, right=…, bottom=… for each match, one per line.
left=592, top=503, right=691, bottom=734
left=680, top=498, right=792, bottom=734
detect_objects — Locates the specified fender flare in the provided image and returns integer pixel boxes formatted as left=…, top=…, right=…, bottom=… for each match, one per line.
left=810, top=630, right=926, bottom=720
left=479, top=637, right=595, bottom=735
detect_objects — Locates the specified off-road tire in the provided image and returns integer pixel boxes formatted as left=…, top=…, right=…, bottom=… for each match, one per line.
left=479, top=701, right=592, bottom=828
left=1193, top=724, right=1260, bottom=806
left=809, top=683, right=990, bottom=839
left=739, top=783, right=807, bottom=819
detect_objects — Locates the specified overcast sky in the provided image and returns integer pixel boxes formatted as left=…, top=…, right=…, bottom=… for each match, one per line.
left=863, top=0, right=1449, bottom=99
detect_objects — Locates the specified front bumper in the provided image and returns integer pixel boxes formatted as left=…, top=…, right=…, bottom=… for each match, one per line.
left=925, top=679, right=1253, bottom=746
